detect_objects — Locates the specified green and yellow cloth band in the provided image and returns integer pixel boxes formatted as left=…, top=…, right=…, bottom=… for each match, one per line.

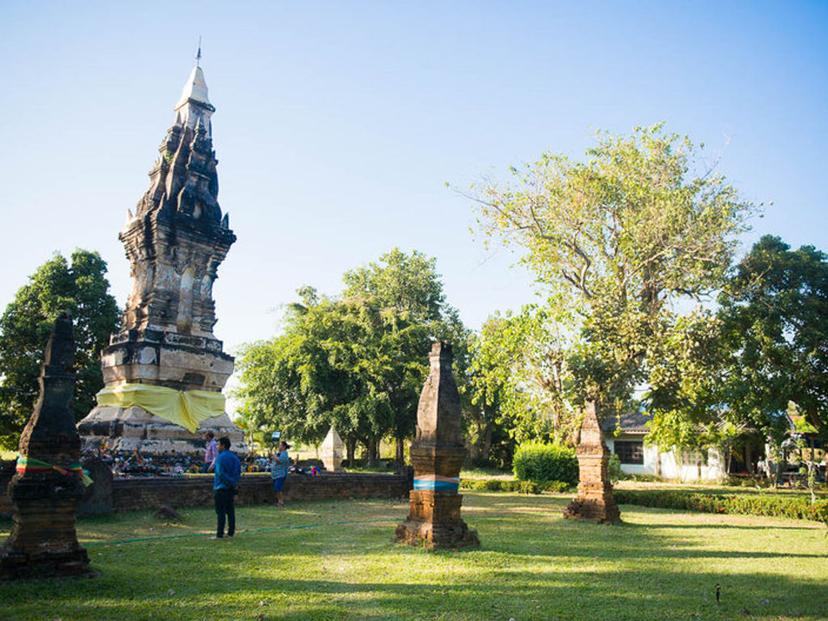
left=16, top=456, right=94, bottom=487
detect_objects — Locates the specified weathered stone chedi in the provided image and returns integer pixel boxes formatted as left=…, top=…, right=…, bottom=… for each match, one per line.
left=320, top=426, right=345, bottom=473
left=1, top=314, right=94, bottom=579
left=78, top=62, right=244, bottom=455
left=396, top=342, right=479, bottom=549
left=563, top=402, right=621, bottom=523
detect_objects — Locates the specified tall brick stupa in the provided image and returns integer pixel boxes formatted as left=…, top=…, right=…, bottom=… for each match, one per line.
left=78, top=52, right=244, bottom=456
left=396, top=342, right=479, bottom=549
left=563, top=402, right=620, bottom=524
left=1, top=314, right=95, bottom=579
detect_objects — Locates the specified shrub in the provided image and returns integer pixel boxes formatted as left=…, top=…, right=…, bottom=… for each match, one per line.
left=460, top=479, right=504, bottom=492
left=483, top=479, right=504, bottom=492
left=723, top=475, right=771, bottom=488
left=539, top=480, right=571, bottom=493
left=518, top=481, right=541, bottom=494
left=513, top=443, right=578, bottom=486
left=626, top=473, right=661, bottom=483
left=614, top=489, right=828, bottom=522
left=458, top=478, right=574, bottom=494
left=608, top=453, right=623, bottom=483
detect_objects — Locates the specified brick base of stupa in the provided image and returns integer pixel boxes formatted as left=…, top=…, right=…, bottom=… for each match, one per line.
left=78, top=406, right=246, bottom=456
left=0, top=545, right=95, bottom=580
left=563, top=494, right=620, bottom=523
left=0, top=497, right=96, bottom=580
left=563, top=454, right=621, bottom=524
left=395, top=491, right=480, bottom=549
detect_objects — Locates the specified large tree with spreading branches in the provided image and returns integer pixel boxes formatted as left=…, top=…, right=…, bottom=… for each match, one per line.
left=471, top=124, right=754, bottom=419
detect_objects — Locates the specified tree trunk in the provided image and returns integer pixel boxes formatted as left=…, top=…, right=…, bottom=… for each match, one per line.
left=776, top=452, right=787, bottom=487
left=481, top=423, right=493, bottom=464
left=367, top=437, right=379, bottom=465
left=346, top=437, right=357, bottom=464
left=395, top=436, right=405, bottom=465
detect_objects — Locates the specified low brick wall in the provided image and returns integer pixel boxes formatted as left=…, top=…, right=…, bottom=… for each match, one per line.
left=110, top=472, right=409, bottom=512
left=2, top=465, right=409, bottom=517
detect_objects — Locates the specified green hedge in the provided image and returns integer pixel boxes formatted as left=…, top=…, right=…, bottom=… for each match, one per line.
left=459, top=478, right=572, bottom=494
left=615, top=489, right=828, bottom=523
left=512, top=443, right=578, bottom=486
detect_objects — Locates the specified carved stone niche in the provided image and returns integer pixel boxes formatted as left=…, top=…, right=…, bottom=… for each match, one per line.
left=563, top=401, right=621, bottom=524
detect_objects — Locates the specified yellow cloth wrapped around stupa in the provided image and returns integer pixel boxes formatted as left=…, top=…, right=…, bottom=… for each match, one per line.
left=95, top=384, right=226, bottom=433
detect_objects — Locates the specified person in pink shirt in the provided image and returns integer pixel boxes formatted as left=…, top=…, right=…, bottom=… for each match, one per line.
left=203, top=431, right=218, bottom=473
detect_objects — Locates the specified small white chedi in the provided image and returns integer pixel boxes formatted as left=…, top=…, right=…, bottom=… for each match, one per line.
left=320, top=427, right=345, bottom=472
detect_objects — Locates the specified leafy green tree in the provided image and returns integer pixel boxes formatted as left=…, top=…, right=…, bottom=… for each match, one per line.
left=718, top=235, right=828, bottom=433
left=343, top=248, right=468, bottom=462
left=466, top=303, right=578, bottom=466
left=0, top=250, right=120, bottom=447
left=645, top=310, right=749, bottom=463
left=236, top=297, right=368, bottom=459
left=647, top=236, right=828, bottom=473
left=236, top=249, right=465, bottom=464
left=342, top=248, right=446, bottom=322
left=472, top=124, right=753, bottom=418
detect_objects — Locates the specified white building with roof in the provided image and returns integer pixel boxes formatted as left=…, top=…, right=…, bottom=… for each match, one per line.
left=602, top=412, right=728, bottom=482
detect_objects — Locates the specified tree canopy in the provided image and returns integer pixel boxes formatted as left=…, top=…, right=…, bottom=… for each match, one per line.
left=646, top=235, right=828, bottom=452
left=0, top=250, right=120, bottom=448
left=236, top=249, right=466, bottom=462
left=473, top=124, right=754, bottom=417
left=465, top=303, right=579, bottom=464
left=719, top=236, right=828, bottom=434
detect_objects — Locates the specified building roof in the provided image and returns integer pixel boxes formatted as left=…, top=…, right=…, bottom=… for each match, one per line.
left=600, top=410, right=651, bottom=435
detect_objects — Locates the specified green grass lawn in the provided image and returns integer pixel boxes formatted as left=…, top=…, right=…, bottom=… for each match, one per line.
left=1, top=492, right=827, bottom=621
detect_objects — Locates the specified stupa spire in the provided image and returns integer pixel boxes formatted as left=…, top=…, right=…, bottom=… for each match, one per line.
left=174, top=41, right=214, bottom=132
left=135, top=55, right=224, bottom=225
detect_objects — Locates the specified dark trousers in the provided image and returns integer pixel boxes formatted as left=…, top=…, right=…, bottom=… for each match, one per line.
left=214, top=488, right=236, bottom=537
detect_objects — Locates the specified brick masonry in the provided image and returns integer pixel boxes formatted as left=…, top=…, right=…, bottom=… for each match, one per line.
left=1, top=465, right=409, bottom=516
left=0, top=462, right=13, bottom=516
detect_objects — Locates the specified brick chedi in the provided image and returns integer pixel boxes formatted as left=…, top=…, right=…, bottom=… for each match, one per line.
left=77, top=58, right=244, bottom=455
left=396, top=342, right=479, bottom=549
left=563, top=401, right=621, bottom=524
left=1, top=313, right=95, bottom=579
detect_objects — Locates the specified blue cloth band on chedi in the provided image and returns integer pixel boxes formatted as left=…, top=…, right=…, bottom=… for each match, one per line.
left=413, top=476, right=460, bottom=492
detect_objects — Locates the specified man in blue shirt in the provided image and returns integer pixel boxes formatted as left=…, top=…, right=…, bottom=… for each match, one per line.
left=213, top=436, right=241, bottom=538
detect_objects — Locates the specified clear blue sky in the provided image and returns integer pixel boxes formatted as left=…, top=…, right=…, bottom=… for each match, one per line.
left=1, top=1, right=826, bottom=356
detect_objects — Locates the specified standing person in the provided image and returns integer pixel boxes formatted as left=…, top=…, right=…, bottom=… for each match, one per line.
left=203, top=431, right=218, bottom=473
left=270, top=440, right=291, bottom=507
left=213, top=436, right=241, bottom=539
